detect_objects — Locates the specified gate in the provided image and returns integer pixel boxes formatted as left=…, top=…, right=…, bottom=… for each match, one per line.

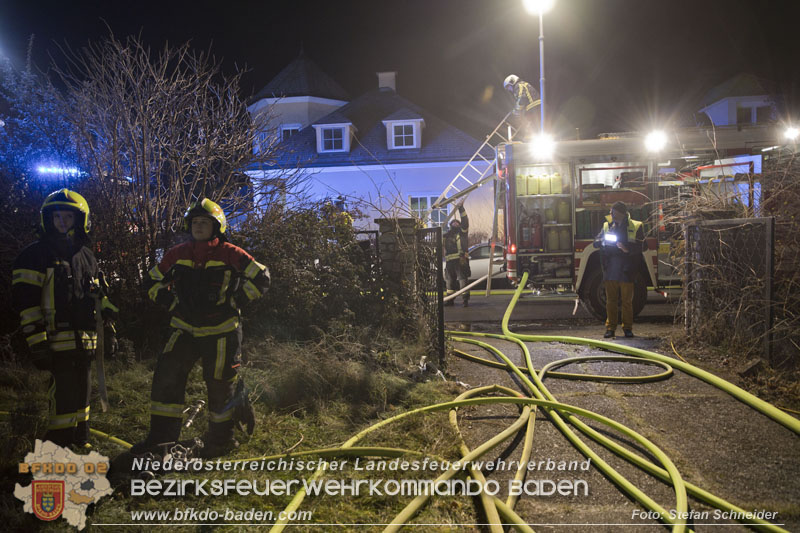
left=685, top=217, right=774, bottom=360
left=415, top=227, right=445, bottom=367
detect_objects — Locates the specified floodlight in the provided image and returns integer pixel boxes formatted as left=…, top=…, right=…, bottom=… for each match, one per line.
left=645, top=130, right=667, bottom=152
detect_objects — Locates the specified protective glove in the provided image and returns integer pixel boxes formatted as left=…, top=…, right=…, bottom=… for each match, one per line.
left=232, top=380, right=256, bottom=435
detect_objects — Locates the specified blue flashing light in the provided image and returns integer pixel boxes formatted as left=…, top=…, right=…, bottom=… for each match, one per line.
left=36, top=165, right=81, bottom=177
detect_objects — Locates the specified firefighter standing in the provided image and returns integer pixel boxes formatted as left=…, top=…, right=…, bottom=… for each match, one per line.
left=593, top=201, right=646, bottom=338
left=11, top=189, right=117, bottom=449
left=444, top=203, right=470, bottom=307
left=132, top=199, right=269, bottom=458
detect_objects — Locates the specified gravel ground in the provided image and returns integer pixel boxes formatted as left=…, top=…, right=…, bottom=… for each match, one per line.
left=444, top=319, right=800, bottom=532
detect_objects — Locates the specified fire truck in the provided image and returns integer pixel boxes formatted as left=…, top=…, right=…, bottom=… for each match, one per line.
left=496, top=125, right=786, bottom=318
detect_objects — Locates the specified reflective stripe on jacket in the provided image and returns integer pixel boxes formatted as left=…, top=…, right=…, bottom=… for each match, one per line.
left=145, top=238, right=269, bottom=334
left=12, top=238, right=102, bottom=352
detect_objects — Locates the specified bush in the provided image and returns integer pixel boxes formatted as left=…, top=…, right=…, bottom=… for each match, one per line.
left=234, top=202, right=411, bottom=340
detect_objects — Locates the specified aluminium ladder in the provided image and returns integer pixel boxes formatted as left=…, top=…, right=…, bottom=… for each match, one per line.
left=424, top=111, right=521, bottom=224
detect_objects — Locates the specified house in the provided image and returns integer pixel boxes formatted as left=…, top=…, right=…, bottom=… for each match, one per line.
left=697, top=73, right=776, bottom=127
left=246, top=55, right=494, bottom=238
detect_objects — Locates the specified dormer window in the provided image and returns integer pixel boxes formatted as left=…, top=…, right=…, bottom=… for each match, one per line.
left=322, top=127, right=343, bottom=151
left=382, top=118, right=424, bottom=150
left=281, top=123, right=301, bottom=141
left=394, top=124, right=414, bottom=147
left=312, top=123, right=354, bottom=153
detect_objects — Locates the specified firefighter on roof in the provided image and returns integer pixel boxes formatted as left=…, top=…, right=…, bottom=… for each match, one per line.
left=11, top=189, right=117, bottom=449
left=132, top=198, right=269, bottom=458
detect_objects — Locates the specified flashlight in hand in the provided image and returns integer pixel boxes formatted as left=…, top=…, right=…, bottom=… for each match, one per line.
left=603, top=233, right=618, bottom=245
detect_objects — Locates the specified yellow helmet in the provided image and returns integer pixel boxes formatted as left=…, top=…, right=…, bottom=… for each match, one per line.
left=183, top=198, right=227, bottom=235
left=40, top=188, right=90, bottom=234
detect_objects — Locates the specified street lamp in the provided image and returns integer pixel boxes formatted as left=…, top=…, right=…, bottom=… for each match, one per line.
left=523, top=0, right=554, bottom=133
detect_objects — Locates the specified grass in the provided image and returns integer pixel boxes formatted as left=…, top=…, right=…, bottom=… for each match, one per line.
left=0, top=330, right=483, bottom=531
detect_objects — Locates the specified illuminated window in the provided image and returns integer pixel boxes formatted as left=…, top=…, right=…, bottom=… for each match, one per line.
left=410, top=195, right=447, bottom=227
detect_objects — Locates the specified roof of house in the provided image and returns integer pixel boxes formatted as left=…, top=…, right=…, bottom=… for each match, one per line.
left=251, top=52, right=350, bottom=102
left=256, top=87, right=488, bottom=169
left=701, top=73, right=770, bottom=107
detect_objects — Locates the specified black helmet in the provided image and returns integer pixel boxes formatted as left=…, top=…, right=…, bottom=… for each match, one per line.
left=40, top=189, right=90, bottom=234
left=182, top=198, right=227, bottom=235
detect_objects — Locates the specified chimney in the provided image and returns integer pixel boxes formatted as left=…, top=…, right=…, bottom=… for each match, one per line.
left=377, top=71, right=397, bottom=92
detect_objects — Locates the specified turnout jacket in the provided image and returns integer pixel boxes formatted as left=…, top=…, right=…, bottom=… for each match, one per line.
left=12, top=235, right=116, bottom=354
left=593, top=213, right=646, bottom=283
left=146, top=238, right=270, bottom=336
left=444, top=206, right=469, bottom=262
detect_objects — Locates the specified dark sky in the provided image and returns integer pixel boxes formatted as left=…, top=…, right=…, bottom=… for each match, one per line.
left=2, top=0, right=798, bottom=138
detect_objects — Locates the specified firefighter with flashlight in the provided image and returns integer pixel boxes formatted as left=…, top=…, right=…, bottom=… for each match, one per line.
left=593, top=201, right=646, bottom=339
left=11, top=189, right=117, bottom=449
left=132, top=199, right=269, bottom=458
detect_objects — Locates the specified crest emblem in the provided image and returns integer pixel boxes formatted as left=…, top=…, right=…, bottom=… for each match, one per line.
left=32, top=480, right=64, bottom=521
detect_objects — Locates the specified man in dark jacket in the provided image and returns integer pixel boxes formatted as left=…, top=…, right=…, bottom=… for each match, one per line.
left=132, top=198, right=269, bottom=458
left=444, top=203, right=470, bottom=307
left=593, top=201, right=646, bottom=338
left=11, top=189, right=117, bottom=449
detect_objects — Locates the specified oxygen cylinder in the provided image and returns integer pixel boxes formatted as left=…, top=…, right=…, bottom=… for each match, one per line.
left=557, top=200, right=570, bottom=224
left=551, top=172, right=562, bottom=194
left=558, top=227, right=571, bottom=251
left=538, top=174, right=551, bottom=195
left=521, top=217, right=532, bottom=248
left=531, top=212, right=543, bottom=249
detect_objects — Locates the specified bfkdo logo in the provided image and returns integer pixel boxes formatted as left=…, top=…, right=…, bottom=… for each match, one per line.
left=32, top=480, right=65, bottom=521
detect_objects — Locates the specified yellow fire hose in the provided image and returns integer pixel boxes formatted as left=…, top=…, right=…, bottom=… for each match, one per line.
left=3, top=270, right=796, bottom=531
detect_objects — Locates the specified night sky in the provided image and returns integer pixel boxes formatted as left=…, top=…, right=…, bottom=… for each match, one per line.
left=2, top=0, right=798, bottom=138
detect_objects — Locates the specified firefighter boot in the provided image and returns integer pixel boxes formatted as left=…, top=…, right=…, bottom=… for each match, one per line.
left=130, top=416, right=183, bottom=455
left=198, top=420, right=238, bottom=459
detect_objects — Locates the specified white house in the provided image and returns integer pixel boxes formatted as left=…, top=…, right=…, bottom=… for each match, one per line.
left=246, top=54, right=494, bottom=239
left=697, top=73, right=776, bottom=127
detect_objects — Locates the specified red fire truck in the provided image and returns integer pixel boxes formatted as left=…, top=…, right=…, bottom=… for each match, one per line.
left=497, top=125, right=785, bottom=318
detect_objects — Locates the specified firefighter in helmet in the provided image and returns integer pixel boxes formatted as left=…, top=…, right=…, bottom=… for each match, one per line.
left=503, top=74, right=541, bottom=116
left=593, top=201, right=647, bottom=338
left=11, top=189, right=117, bottom=449
left=133, top=198, right=269, bottom=458
left=444, top=202, right=470, bottom=307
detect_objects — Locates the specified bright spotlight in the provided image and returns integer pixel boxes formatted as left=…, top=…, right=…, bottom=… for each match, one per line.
left=529, top=133, right=555, bottom=160
left=645, top=130, right=667, bottom=152
left=523, top=0, right=555, bottom=14
left=785, top=127, right=799, bottom=142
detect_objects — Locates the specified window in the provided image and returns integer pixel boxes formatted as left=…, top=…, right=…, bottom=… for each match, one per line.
left=322, top=127, right=344, bottom=151
left=383, top=118, right=424, bottom=149
left=281, top=124, right=300, bottom=141
left=736, top=106, right=752, bottom=125
left=409, top=195, right=447, bottom=227
left=394, top=124, right=414, bottom=147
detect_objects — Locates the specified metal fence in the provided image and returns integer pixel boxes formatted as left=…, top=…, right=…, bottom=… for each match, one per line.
left=415, top=227, right=445, bottom=367
left=685, top=217, right=774, bottom=360
left=354, top=230, right=381, bottom=280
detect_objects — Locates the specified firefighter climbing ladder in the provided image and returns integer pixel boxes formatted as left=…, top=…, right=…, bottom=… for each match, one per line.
left=424, top=111, right=520, bottom=223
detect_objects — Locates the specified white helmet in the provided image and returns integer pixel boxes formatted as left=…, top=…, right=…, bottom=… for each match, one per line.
left=503, top=74, right=519, bottom=92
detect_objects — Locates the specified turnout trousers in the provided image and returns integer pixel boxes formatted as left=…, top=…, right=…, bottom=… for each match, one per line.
left=45, top=352, right=92, bottom=447
left=445, top=259, right=469, bottom=304
left=605, top=280, right=634, bottom=331
left=145, top=326, right=241, bottom=446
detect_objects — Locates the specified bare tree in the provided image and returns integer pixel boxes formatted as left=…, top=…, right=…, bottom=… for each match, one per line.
left=52, top=33, right=302, bottom=282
